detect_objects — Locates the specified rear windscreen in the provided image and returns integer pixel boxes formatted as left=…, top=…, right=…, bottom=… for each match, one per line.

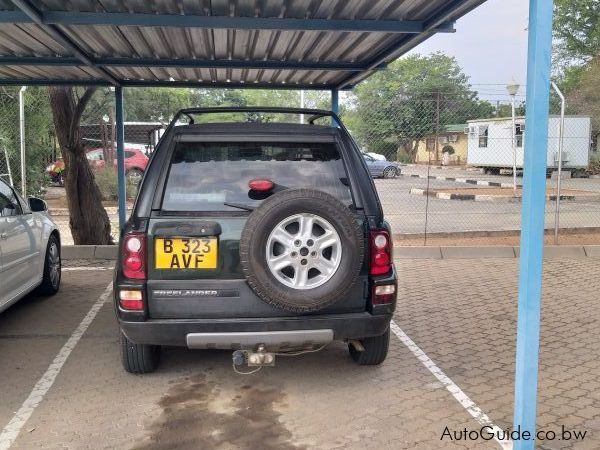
left=161, top=142, right=353, bottom=212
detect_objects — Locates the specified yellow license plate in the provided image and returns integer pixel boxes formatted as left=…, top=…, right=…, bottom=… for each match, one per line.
left=155, top=238, right=218, bottom=269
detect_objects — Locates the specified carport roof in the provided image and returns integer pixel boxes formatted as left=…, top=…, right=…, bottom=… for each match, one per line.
left=0, top=0, right=485, bottom=89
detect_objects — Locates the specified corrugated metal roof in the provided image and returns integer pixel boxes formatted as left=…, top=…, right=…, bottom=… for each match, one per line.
left=0, top=0, right=486, bottom=88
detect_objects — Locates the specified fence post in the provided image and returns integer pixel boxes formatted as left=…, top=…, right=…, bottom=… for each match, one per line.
left=513, top=1, right=554, bottom=449
left=115, top=86, right=126, bottom=230
left=551, top=81, right=565, bottom=245
left=19, top=86, right=26, bottom=195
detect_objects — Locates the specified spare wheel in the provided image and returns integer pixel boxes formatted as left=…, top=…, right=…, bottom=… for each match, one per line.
left=240, top=188, right=364, bottom=312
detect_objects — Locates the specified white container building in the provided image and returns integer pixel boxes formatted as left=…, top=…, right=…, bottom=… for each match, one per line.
left=466, top=115, right=592, bottom=172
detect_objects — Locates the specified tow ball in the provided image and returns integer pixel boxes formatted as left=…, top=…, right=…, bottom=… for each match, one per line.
left=232, top=344, right=276, bottom=370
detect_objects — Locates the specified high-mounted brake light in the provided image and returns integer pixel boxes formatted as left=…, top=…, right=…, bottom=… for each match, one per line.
left=248, top=179, right=274, bottom=192
left=122, top=233, right=146, bottom=280
left=369, top=230, right=392, bottom=276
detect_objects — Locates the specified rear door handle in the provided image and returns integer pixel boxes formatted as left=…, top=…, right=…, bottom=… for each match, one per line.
left=0, top=232, right=7, bottom=239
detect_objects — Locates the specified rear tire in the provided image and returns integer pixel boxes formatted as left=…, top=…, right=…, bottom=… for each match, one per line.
left=38, top=234, right=61, bottom=295
left=349, top=328, right=390, bottom=365
left=120, top=331, right=160, bottom=374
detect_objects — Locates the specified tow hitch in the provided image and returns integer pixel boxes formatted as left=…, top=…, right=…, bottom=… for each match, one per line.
left=232, top=344, right=275, bottom=374
left=231, top=343, right=328, bottom=374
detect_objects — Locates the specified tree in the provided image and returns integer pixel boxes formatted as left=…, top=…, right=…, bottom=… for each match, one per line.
left=566, top=57, right=600, bottom=145
left=0, top=87, right=55, bottom=194
left=553, top=0, right=600, bottom=66
left=348, top=53, right=492, bottom=161
left=48, top=87, right=113, bottom=245
left=553, top=0, right=600, bottom=148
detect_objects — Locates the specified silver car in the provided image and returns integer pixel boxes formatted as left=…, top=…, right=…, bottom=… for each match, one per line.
left=362, top=153, right=402, bottom=178
left=0, top=178, right=61, bottom=313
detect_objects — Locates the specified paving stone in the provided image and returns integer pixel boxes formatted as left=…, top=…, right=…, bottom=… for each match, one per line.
left=395, top=258, right=600, bottom=450
left=4, top=257, right=598, bottom=449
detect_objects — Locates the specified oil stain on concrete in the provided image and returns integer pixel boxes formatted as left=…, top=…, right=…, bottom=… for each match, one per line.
left=134, top=373, right=302, bottom=450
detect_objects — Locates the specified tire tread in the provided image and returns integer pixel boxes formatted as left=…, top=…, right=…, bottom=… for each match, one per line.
left=38, top=234, right=61, bottom=296
left=120, top=332, right=160, bottom=374
left=349, top=328, right=390, bottom=365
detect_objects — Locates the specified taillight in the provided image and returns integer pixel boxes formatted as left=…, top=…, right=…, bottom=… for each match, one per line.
left=372, top=285, right=396, bottom=305
left=370, top=230, right=392, bottom=276
left=119, top=290, right=144, bottom=311
left=122, top=233, right=146, bottom=280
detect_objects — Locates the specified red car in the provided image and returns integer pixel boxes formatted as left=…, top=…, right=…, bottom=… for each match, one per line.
left=46, top=147, right=149, bottom=185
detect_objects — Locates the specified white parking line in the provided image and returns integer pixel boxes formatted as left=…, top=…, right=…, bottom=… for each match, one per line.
left=0, top=283, right=113, bottom=450
left=63, top=267, right=113, bottom=271
left=390, top=320, right=512, bottom=450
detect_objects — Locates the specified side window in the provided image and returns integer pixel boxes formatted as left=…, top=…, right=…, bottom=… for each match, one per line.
left=478, top=125, right=489, bottom=148
left=125, top=151, right=136, bottom=158
left=0, top=180, right=23, bottom=217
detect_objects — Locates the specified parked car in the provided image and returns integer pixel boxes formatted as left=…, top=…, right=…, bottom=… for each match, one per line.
left=114, top=107, right=397, bottom=374
left=365, top=151, right=387, bottom=161
left=46, top=147, right=149, bottom=186
left=362, top=153, right=401, bottom=178
left=0, top=178, right=61, bottom=313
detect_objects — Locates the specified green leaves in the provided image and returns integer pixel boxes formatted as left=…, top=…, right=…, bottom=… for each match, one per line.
left=554, top=0, right=600, bottom=64
left=347, top=53, right=492, bottom=161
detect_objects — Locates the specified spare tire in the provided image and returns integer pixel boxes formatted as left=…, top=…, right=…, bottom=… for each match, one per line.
left=240, top=188, right=364, bottom=313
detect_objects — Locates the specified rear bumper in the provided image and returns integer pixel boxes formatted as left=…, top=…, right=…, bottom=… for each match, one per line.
left=119, top=312, right=392, bottom=347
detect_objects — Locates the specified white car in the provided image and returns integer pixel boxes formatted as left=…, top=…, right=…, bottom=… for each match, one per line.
left=0, top=178, right=61, bottom=313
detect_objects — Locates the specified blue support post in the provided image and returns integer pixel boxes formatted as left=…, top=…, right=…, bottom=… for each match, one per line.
left=331, top=89, right=339, bottom=127
left=513, top=1, right=554, bottom=449
left=115, top=86, right=126, bottom=230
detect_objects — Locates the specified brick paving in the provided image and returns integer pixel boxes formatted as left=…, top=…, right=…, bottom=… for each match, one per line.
left=395, top=258, right=600, bottom=449
left=1, top=258, right=598, bottom=449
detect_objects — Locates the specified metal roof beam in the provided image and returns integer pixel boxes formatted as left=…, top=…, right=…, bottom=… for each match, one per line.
left=9, top=0, right=120, bottom=85
left=0, top=78, right=340, bottom=90
left=0, top=10, right=455, bottom=34
left=120, top=80, right=337, bottom=90
left=0, top=55, right=386, bottom=72
left=0, top=78, right=112, bottom=86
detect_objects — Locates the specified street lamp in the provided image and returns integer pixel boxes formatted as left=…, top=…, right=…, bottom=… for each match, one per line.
left=506, top=80, right=520, bottom=195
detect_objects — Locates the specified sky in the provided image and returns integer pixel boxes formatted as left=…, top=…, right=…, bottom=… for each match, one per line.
left=406, top=0, right=530, bottom=100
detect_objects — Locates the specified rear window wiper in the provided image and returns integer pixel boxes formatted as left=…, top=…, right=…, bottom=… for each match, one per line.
left=223, top=202, right=255, bottom=211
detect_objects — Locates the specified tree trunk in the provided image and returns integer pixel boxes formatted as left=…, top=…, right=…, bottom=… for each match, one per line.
left=402, top=139, right=420, bottom=163
left=48, top=87, right=114, bottom=245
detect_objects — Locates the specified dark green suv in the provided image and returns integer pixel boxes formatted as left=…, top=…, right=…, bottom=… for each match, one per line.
left=114, top=107, right=397, bottom=373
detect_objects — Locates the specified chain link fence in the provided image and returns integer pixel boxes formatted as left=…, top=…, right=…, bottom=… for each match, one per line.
left=344, top=91, right=600, bottom=245
left=0, top=87, right=55, bottom=195
left=0, top=86, right=598, bottom=246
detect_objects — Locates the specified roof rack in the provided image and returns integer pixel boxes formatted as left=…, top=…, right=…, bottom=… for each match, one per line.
left=175, top=107, right=338, bottom=126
